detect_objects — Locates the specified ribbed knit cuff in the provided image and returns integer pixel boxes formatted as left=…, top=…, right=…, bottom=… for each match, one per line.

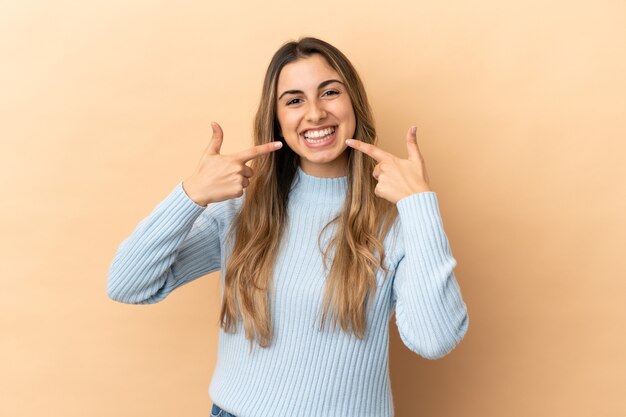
left=156, top=181, right=208, bottom=224
left=397, top=189, right=442, bottom=226
left=396, top=191, right=452, bottom=258
left=178, top=181, right=210, bottom=209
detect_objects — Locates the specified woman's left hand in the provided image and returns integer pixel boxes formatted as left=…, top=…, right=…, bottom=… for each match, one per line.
left=345, top=126, right=432, bottom=204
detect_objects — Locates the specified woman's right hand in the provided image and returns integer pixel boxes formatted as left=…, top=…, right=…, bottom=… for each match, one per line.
left=182, top=122, right=283, bottom=207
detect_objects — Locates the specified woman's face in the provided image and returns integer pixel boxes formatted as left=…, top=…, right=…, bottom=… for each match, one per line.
left=276, top=53, right=356, bottom=178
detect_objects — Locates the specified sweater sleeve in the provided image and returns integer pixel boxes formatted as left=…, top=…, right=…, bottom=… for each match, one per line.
left=107, top=181, right=224, bottom=304
left=391, top=191, right=469, bottom=359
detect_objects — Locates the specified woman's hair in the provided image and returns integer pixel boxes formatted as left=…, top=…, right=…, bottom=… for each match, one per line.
left=219, top=37, right=399, bottom=350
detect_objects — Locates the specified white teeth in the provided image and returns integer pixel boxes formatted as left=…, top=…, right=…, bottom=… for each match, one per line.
left=303, top=127, right=335, bottom=139
left=305, top=135, right=332, bottom=144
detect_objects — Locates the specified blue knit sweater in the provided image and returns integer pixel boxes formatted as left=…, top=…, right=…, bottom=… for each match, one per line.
left=107, top=165, right=469, bottom=417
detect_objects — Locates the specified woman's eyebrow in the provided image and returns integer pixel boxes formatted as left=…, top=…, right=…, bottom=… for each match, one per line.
left=278, top=79, right=344, bottom=101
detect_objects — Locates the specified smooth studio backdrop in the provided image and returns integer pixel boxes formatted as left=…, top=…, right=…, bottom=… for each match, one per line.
left=1, top=1, right=624, bottom=416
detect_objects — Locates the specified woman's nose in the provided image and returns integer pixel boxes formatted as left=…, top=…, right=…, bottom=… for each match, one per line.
left=306, top=101, right=327, bottom=122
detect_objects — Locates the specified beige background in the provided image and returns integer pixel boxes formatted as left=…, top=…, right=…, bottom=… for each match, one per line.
left=1, top=0, right=624, bottom=416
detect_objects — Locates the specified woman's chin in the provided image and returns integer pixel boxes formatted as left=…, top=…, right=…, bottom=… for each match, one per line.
left=298, top=148, right=349, bottom=174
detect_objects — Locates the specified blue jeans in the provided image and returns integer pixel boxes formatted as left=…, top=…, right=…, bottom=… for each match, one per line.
left=210, top=403, right=237, bottom=417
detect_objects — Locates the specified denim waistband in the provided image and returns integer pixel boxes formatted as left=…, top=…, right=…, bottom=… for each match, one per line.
left=211, top=403, right=237, bottom=417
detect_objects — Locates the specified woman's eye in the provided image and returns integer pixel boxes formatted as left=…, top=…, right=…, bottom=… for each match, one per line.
left=286, top=90, right=339, bottom=106
left=286, top=98, right=302, bottom=105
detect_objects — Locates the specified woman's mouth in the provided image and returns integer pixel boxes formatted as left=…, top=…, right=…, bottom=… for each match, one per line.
left=301, top=126, right=337, bottom=148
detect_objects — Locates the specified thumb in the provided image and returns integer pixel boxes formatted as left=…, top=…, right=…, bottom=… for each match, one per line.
left=206, top=122, right=224, bottom=155
left=406, top=126, right=420, bottom=161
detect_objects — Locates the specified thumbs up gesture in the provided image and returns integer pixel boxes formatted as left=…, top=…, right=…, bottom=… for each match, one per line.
left=345, top=126, right=432, bottom=204
left=182, top=122, right=283, bottom=207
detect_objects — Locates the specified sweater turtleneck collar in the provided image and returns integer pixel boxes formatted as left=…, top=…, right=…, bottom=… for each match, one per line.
left=289, top=165, right=348, bottom=205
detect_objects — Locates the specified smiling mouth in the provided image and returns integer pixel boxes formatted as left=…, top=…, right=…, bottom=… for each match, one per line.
left=301, top=126, right=337, bottom=143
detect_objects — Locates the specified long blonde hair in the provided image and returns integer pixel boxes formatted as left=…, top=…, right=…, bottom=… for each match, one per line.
left=219, top=37, right=398, bottom=350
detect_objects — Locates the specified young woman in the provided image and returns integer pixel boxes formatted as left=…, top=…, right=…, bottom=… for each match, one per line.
left=108, top=37, right=469, bottom=417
